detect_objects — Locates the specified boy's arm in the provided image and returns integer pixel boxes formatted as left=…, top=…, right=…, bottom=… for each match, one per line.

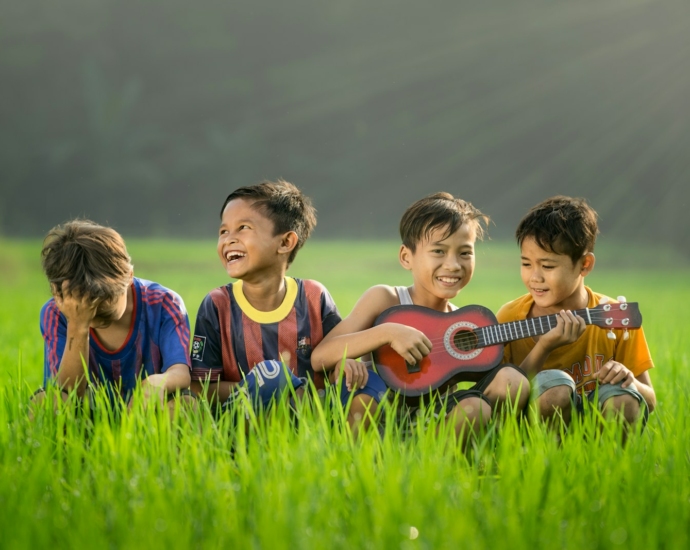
left=595, top=362, right=656, bottom=413
left=517, top=310, right=586, bottom=377
left=311, top=285, right=432, bottom=371
left=594, top=325, right=656, bottom=412
left=189, top=295, right=238, bottom=407
left=190, top=378, right=237, bottom=406
left=141, top=290, right=192, bottom=399
left=47, top=282, right=101, bottom=397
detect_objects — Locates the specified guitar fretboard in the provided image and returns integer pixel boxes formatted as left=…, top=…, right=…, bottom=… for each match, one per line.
left=474, top=307, right=594, bottom=348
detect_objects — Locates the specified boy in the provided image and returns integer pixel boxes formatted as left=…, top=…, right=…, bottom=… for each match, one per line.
left=311, top=192, right=529, bottom=442
left=496, top=196, right=656, bottom=427
left=190, top=180, right=384, bottom=425
left=36, top=220, right=192, bottom=411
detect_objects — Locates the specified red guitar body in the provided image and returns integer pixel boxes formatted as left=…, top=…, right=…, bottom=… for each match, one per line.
left=373, top=305, right=503, bottom=396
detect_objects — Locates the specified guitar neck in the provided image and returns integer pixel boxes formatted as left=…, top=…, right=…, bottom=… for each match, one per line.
left=475, top=308, right=594, bottom=347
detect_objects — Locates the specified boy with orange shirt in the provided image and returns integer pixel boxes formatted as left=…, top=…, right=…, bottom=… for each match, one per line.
left=496, top=196, right=656, bottom=427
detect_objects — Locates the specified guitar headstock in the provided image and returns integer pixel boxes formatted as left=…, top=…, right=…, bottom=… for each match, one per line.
left=588, top=301, right=642, bottom=329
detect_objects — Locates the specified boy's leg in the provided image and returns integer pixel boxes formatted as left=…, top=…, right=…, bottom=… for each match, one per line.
left=597, top=383, right=647, bottom=426
left=475, top=364, right=530, bottom=415
left=165, top=388, right=198, bottom=420
left=436, top=390, right=492, bottom=449
left=533, top=370, right=576, bottom=426
left=338, top=371, right=387, bottom=436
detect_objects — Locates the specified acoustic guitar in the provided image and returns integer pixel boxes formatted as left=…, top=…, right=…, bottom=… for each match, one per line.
left=372, top=300, right=642, bottom=396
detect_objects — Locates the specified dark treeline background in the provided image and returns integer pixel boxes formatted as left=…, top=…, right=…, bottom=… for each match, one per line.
left=2, top=0, right=689, bottom=255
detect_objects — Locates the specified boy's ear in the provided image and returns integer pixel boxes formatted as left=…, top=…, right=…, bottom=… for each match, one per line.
left=277, top=231, right=299, bottom=256
left=580, top=252, right=595, bottom=276
left=399, top=245, right=414, bottom=271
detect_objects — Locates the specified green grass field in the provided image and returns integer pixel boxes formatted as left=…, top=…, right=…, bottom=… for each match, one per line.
left=1, top=238, right=689, bottom=549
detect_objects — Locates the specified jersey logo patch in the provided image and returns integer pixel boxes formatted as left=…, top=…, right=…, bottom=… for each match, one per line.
left=297, top=336, right=312, bottom=355
left=191, top=336, right=206, bottom=361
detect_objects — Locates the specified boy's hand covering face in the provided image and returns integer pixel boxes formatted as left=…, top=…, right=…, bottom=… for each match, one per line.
left=53, top=280, right=127, bottom=329
left=52, top=280, right=101, bottom=327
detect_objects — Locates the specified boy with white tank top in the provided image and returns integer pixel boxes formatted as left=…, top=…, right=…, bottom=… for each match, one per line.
left=312, top=192, right=529, bottom=444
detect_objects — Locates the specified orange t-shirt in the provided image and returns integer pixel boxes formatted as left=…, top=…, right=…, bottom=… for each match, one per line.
left=496, top=287, right=654, bottom=393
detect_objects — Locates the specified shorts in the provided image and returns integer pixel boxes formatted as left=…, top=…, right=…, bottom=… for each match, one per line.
left=337, top=370, right=388, bottom=407
left=392, top=364, right=516, bottom=433
left=532, top=369, right=648, bottom=421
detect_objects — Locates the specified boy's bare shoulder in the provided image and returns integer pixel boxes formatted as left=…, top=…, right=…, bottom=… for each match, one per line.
left=346, top=284, right=401, bottom=325
left=360, top=284, right=400, bottom=308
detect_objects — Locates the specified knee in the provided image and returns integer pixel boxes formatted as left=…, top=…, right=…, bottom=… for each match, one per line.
left=350, top=394, right=377, bottom=416
left=603, top=394, right=641, bottom=423
left=486, top=367, right=530, bottom=407
left=537, top=386, right=572, bottom=418
left=504, top=367, right=530, bottom=405
left=451, top=397, right=492, bottom=426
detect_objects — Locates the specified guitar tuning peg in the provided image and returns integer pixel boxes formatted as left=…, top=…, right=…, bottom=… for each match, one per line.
left=623, top=329, right=629, bottom=341
left=617, top=295, right=627, bottom=303
left=607, top=330, right=616, bottom=340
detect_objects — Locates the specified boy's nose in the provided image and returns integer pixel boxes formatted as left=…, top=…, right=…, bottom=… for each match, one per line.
left=444, top=256, right=462, bottom=270
left=530, top=270, right=544, bottom=281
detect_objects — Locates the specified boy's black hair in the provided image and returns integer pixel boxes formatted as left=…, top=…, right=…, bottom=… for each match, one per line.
left=220, top=179, right=316, bottom=264
left=516, top=195, right=599, bottom=263
left=41, top=219, right=133, bottom=305
left=399, top=192, right=489, bottom=252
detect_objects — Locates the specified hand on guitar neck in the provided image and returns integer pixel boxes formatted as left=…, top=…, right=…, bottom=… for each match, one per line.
left=518, top=309, right=586, bottom=377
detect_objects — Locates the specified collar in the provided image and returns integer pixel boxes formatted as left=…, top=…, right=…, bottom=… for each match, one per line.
left=232, top=277, right=298, bottom=324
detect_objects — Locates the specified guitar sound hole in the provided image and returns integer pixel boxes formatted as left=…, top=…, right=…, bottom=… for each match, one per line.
left=453, top=329, right=478, bottom=352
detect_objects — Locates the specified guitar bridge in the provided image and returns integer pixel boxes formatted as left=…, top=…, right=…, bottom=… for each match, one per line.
left=406, top=361, right=421, bottom=374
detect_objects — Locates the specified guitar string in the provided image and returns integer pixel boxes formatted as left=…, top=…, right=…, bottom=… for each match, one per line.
left=412, top=323, right=635, bottom=350
left=380, top=311, right=636, bottom=357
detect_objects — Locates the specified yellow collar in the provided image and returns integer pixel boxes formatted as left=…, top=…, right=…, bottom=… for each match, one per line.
left=232, top=277, right=298, bottom=324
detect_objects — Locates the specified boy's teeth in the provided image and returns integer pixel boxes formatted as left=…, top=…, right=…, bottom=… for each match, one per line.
left=226, top=252, right=246, bottom=261
left=438, top=277, right=459, bottom=283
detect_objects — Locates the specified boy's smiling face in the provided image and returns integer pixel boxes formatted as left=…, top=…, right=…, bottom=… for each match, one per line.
left=520, top=236, right=594, bottom=314
left=217, top=199, right=287, bottom=282
left=400, top=222, right=476, bottom=310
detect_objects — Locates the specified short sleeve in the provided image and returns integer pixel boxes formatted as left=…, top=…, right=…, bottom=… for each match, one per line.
left=40, top=300, right=67, bottom=385
left=614, top=327, right=654, bottom=377
left=320, top=286, right=342, bottom=337
left=157, top=291, right=192, bottom=372
left=190, top=294, right=225, bottom=382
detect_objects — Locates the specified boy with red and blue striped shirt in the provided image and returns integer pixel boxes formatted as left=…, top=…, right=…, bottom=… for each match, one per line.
left=190, top=180, right=386, bottom=428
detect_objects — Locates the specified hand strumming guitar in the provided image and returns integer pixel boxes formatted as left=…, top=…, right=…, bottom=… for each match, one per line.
left=383, top=323, right=433, bottom=366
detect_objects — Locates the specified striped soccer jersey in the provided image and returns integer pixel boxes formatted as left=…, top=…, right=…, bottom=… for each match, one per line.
left=190, top=277, right=341, bottom=389
left=41, top=277, right=191, bottom=398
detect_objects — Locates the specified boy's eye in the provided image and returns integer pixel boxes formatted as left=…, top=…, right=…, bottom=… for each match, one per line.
left=219, top=229, right=228, bottom=235
left=239, top=224, right=250, bottom=230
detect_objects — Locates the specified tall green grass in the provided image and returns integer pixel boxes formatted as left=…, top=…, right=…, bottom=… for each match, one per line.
left=1, top=238, right=689, bottom=549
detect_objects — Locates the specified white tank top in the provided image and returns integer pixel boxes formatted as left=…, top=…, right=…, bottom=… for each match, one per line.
left=394, top=286, right=458, bottom=311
